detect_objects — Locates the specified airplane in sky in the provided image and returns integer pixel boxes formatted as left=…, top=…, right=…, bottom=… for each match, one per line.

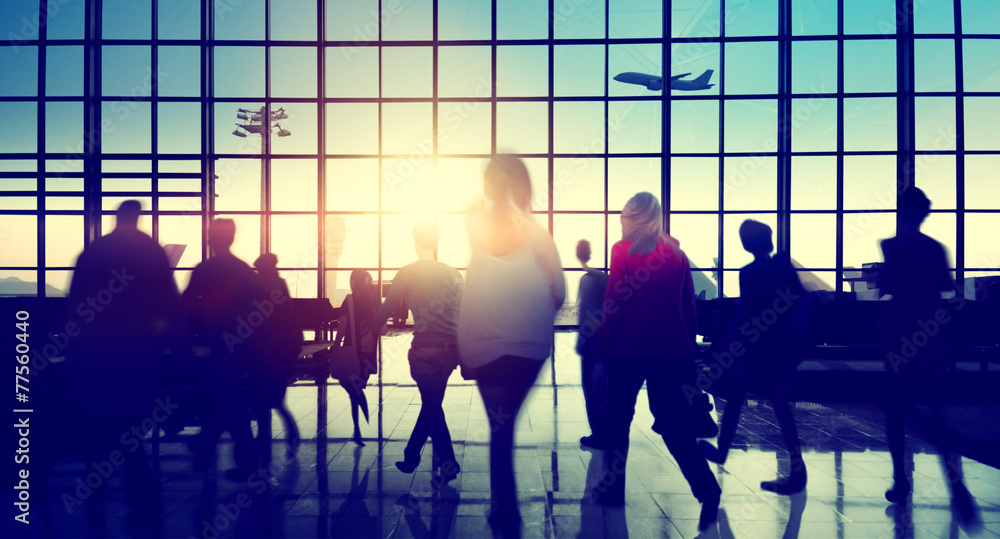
left=614, top=70, right=715, bottom=91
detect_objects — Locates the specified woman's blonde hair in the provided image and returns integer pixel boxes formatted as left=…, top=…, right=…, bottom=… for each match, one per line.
left=621, top=192, right=666, bottom=256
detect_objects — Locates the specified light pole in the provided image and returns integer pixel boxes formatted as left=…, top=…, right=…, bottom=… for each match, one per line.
left=232, top=106, right=291, bottom=254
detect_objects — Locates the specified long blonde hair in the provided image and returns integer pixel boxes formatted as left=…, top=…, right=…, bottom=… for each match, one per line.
left=621, top=192, right=667, bottom=256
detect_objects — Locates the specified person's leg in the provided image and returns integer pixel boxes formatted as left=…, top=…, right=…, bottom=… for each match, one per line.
left=761, top=363, right=807, bottom=494
left=340, top=380, right=366, bottom=445
left=476, top=356, right=544, bottom=532
left=648, top=358, right=721, bottom=530
left=700, top=358, right=751, bottom=464
left=580, top=352, right=601, bottom=444
left=885, top=377, right=909, bottom=502
left=599, top=357, right=647, bottom=505
left=275, top=401, right=300, bottom=456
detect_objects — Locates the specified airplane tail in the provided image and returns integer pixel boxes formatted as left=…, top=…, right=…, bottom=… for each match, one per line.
left=693, top=69, right=714, bottom=85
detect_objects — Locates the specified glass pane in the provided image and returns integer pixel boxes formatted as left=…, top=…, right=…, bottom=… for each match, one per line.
left=45, top=215, right=83, bottom=267
left=792, top=41, right=837, bottom=94
left=437, top=157, right=492, bottom=212
left=159, top=0, right=201, bottom=40
left=609, top=101, right=661, bottom=154
left=553, top=158, right=604, bottom=211
left=843, top=0, right=896, bottom=35
left=158, top=46, right=201, bottom=97
left=382, top=0, right=432, bottom=40
left=270, top=47, right=317, bottom=99
left=213, top=47, right=265, bottom=98
left=610, top=0, right=662, bottom=38
left=670, top=157, right=718, bottom=211
left=326, top=46, right=378, bottom=98
left=723, top=156, right=777, bottom=211
left=792, top=98, right=837, bottom=152
left=439, top=46, right=492, bottom=98
left=724, top=42, right=779, bottom=95
left=611, top=44, right=664, bottom=97
left=670, top=42, right=720, bottom=97
left=791, top=213, right=837, bottom=269
left=45, top=102, right=83, bottom=154
left=326, top=158, right=379, bottom=211
left=607, top=158, right=660, bottom=212
left=497, top=0, right=548, bottom=39
left=723, top=100, right=777, bottom=153
left=271, top=0, right=317, bottom=40
left=157, top=102, right=201, bottom=154
left=672, top=0, right=721, bottom=38
left=45, top=270, right=72, bottom=297
left=215, top=158, right=261, bottom=211
left=964, top=97, right=1000, bottom=151
left=843, top=97, right=897, bottom=152
left=103, top=46, right=152, bottom=97
left=326, top=0, right=376, bottom=40
left=554, top=0, right=606, bottom=39
left=215, top=0, right=264, bottom=40
left=965, top=155, right=1000, bottom=210
left=272, top=159, right=317, bottom=211
left=101, top=102, right=152, bottom=154
left=553, top=214, right=606, bottom=273
left=157, top=215, right=202, bottom=269
left=914, top=39, right=956, bottom=92
left=215, top=102, right=263, bottom=155
left=844, top=40, right=896, bottom=93
left=671, top=100, right=719, bottom=154
left=272, top=214, right=318, bottom=268
left=922, top=212, right=957, bottom=267
left=438, top=101, right=491, bottom=155
left=381, top=157, right=435, bottom=212
left=0, top=216, right=37, bottom=266
left=0, top=1, right=41, bottom=44
left=381, top=214, right=421, bottom=268
left=45, top=46, right=83, bottom=96
left=47, top=0, right=86, bottom=40
left=326, top=103, right=378, bottom=154
left=843, top=155, right=896, bottom=210
left=554, top=101, right=605, bottom=155
left=326, top=214, right=378, bottom=268
left=791, top=156, right=837, bottom=210
left=961, top=0, right=1000, bottom=34
left=724, top=0, right=778, bottom=37
left=914, top=0, right=955, bottom=33
left=554, top=45, right=606, bottom=97
left=382, top=47, right=432, bottom=98
left=0, top=46, right=37, bottom=96
left=496, top=46, right=548, bottom=97
left=496, top=102, right=548, bottom=154
left=915, top=97, right=956, bottom=151
left=791, top=0, right=838, bottom=36
left=672, top=214, right=719, bottom=271
left=439, top=0, right=491, bottom=40
left=381, top=103, right=432, bottom=155
left=965, top=214, right=1000, bottom=269
left=963, top=40, right=1000, bottom=92
left=270, top=103, right=318, bottom=155
left=103, top=0, right=151, bottom=40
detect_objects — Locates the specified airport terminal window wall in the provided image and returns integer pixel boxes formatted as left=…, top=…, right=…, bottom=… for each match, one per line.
left=1, top=0, right=999, bottom=305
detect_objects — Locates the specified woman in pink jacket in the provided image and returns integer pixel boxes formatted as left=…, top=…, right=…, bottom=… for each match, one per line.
left=594, top=192, right=721, bottom=531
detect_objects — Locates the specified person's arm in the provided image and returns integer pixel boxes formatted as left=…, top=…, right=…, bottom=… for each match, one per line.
left=681, top=256, right=698, bottom=348
left=368, top=267, right=410, bottom=339
left=595, top=242, right=629, bottom=357
left=530, top=223, right=566, bottom=309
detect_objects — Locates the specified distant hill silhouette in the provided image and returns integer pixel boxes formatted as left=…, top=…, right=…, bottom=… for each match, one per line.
left=0, top=276, right=65, bottom=297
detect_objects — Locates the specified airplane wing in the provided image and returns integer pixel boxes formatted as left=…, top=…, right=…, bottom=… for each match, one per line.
left=670, top=73, right=691, bottom=80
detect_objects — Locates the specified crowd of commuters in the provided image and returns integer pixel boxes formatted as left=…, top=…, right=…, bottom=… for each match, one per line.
left=60, top=162, right=979, bottom=535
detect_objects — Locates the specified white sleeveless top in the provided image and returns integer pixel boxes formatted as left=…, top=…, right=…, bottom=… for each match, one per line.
left=458, top=241, right=562, bottom=369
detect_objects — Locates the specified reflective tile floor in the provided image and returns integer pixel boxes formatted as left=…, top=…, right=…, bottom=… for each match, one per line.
left=7, top=335, right=1000, bottom=538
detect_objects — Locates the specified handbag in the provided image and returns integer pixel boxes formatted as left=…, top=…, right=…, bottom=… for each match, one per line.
left=327, top=295, right=362, bottom=381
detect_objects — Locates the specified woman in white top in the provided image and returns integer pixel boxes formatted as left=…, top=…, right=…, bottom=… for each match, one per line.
left=458, top=155, right=565, bottom=538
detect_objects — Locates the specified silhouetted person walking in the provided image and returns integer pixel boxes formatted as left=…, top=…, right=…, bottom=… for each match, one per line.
left=362, top=218, right=463, bottom=481
left=66, top=199, right=186, bottom=527
left=252, top=253, right=302, bottom=460
left=699, top=219, right=809, bottom=495
left=183, top=219, right=269, bottom=481
left=334, top=269, right=379, bottom=445
left=575, top=239, right=609, bottom=450
left=878, top=187, right=978, bottom=528
left=458, top=155, right=565, bottom=539
left=595, top=192, right=720, bottom=531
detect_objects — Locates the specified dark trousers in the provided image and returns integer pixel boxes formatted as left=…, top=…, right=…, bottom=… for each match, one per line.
left=198, top=362, right=258, bottom=472
left=474, top=355, right=546, bottom=521
left=404, top=343, right=459, bottom=464
left=86, top=415, right=160, bottom=521
left=580, top=352, right=607, bottom=441
left=603, top=355, right=720, bottom=503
